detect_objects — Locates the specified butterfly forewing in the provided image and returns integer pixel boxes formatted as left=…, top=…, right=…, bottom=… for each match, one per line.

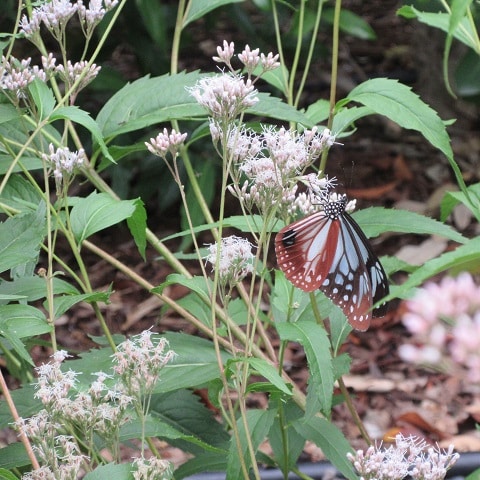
left=275, top=212, right=340, bottom=292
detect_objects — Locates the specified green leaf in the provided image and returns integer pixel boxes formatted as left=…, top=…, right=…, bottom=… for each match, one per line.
left=351, top=207, right=467, bottom=243
left=0, top=174, right=43, bottom=212
left=50, top=106, right=113, bottom=163
left=96, top=72, right=206, bottom=138
left=183, top=0, right=244, bottom=26
left=66, top=332, right=230, bottom=393
left=268, top=397, right=305, bottom=473
left=294, top=417, right=356, bottom=480
left=52, top=290, right=112, bottom=319
left=160, top=214, right=267, bottom=242
left=226, top=409, right=275, bottom=479
left=324, top=8, right=376, bottom=40
left=440, top=183, right=480, bottom=221
left=149, top=390, right=230, bottom=454
left=386, top=236, right=480, bottom=302
left=126, top=198, right=147, bottom=260
left=0, top=276, right=78, bottom=303
left=0, top=305, right=49, bottom=338
left=28, top=79, right=55, bottom=120
left=276, top=320, right=333, bottom=416
left=0, top=442, right=32, bottom=470
left=0, top=304, right=49, bottom=365
left=0, top=104, right=22, bottom=125
left=332, top=105, right=374, bottom=136
left=174, top=453, right=227, bottom=479
left=248, top=93, right=314, bottom=127
left=70, top=192, right=137, bottom=244
left=0, top=204, right=46, bottom=274
left=120, top=413, right=224, bottom=453
left=0, top=466, right=25, bottom=479
left=84, top=463, right=133, bottom=480
left=305, top=99, right=330, bottom=124
left=347, top=78, right=453, bottom=161
left=155, top=274, right=211, bottom=302
left=245, top=357, right=293, bottom=396
left=397, top=5, right=478, bottom=51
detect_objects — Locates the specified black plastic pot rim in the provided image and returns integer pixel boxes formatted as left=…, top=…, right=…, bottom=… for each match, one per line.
left=184, top=452, right=480, bottom=479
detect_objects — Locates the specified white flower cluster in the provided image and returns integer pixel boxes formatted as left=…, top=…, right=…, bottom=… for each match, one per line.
left=42, top=144, right=86, bottom=191
left=347, top=434, right=459, bottom=480
left=205, top=235, right=255, bottom=288
left=226, top=125, right=336, bottom=217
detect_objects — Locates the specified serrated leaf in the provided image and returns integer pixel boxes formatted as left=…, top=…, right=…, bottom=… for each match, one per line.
left=0, top=204, right=46, bottom=274
left=126, top=197, right=147, bottom=260
left=294, top=417, right=356, bottom=480
left=0, top=104, right=22, bottom=125
left=183, top=0, right=244, bottom=26
left=276, top=321, right=333, bottom=416
left=70, top=192, right=137, bottom=244
left=352, top=206, right=467, bottom=243
left=347, top=78, right=453, bottom=161
left=96, top=72, right=206, bottom=138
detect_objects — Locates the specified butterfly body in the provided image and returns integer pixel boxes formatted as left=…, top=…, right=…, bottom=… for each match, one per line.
left=275, top=194, right=388, bottom=331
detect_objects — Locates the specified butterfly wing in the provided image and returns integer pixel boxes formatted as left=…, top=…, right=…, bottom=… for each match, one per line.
left=275, top=211, right=340, bottom=292
left=321, top=212, right=389, bottom=330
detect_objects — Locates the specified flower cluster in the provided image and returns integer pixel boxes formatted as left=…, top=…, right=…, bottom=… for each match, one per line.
left=20, top=0, right=118, bottom=39
left=213, top=40, right=280, bottom=76
left=189, top=73, right=258, bottom=122
left=17, top=332, right=175, bottom=478
left=145, top=128, right=188, bottom=159
left=347, top=434, right=459, bottom=480
left=399, top=273, right=480, bottom=382
left=227, top=125, right=336, bottom=217
left=132, top=457, right=172, bottom=480
left=17, top=350, right=131, bottom=479
left=112, top=330, right=176, bottom=398
left=56, top=59, right=101, bottom=93
left=42, top=143, right=86, bottom=194
left=205, top=235, right=255, bottom=289
left=0, top=56, right=47, bottom=99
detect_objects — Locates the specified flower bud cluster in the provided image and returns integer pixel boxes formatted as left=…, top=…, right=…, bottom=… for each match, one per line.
left=20, top=0, right=118, bottom=39
left=1, top=56, right=46, bottom=99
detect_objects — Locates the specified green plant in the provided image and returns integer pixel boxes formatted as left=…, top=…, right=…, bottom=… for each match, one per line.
left=0, top=0, right=476, bottom=479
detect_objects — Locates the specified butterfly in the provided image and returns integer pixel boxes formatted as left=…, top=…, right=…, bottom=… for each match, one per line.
left=275, top=193, right=389, bottom=331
